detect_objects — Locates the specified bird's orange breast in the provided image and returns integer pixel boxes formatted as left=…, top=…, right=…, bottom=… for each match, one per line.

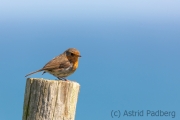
left=72, top=60, right=79, bottom=71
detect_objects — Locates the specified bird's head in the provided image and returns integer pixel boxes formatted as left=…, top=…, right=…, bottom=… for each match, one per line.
left=65, top=48, right=81, bottom=62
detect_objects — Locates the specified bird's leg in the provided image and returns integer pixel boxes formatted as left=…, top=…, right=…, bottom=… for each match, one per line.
left=57, top=77, right=63, bottom=80
left=62, top=77, right=68, bottom=81
left=57, top=77, right=68, bottom=81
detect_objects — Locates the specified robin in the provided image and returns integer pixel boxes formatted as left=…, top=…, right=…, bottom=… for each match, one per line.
left=25, top=48, right=81, bottom=80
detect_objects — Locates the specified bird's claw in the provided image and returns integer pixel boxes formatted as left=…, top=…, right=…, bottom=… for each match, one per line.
left=57, top=77, right=68, bottom=81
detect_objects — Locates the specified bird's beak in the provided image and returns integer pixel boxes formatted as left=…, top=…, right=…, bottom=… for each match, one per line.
left=79, top=55, right=82, bottom=57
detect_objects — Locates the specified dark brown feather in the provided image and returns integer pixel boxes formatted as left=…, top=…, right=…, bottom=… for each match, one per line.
left=25, top=69, right=43, bottom=77
left=42, top=54, right=70, bottom=70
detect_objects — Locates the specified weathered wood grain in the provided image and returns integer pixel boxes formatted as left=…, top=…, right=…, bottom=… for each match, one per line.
left=22, top=78, right=80, bottom=120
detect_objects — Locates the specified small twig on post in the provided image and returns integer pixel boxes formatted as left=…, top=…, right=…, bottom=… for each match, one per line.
left=22, top=78, right=80, bottom=120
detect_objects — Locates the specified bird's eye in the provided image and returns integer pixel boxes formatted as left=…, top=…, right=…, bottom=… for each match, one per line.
left=71, top=53, right=74, bottom=56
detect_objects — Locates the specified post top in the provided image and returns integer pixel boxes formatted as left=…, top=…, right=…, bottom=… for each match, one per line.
left=27, top=78, right=80, bottom=86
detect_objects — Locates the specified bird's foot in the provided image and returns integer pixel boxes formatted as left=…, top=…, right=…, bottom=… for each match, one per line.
left=57, top=77, right=68, bottom=81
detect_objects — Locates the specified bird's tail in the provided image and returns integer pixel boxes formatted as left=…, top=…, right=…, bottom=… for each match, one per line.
left=25, top=69, right=43, bottom=77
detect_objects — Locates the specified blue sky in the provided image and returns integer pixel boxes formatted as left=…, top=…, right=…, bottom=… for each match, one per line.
left=0, top=1, right=180, bottom=120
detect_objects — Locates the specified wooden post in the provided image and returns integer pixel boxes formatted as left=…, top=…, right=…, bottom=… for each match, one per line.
left=22, top=78, right=80, bottom=120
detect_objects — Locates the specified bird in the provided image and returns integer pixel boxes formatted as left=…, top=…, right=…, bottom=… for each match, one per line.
left=25, top=48, right=81, bottom=80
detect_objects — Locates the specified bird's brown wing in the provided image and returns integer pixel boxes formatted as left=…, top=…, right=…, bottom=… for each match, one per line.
left=42, top=54, right=71, bottom=70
